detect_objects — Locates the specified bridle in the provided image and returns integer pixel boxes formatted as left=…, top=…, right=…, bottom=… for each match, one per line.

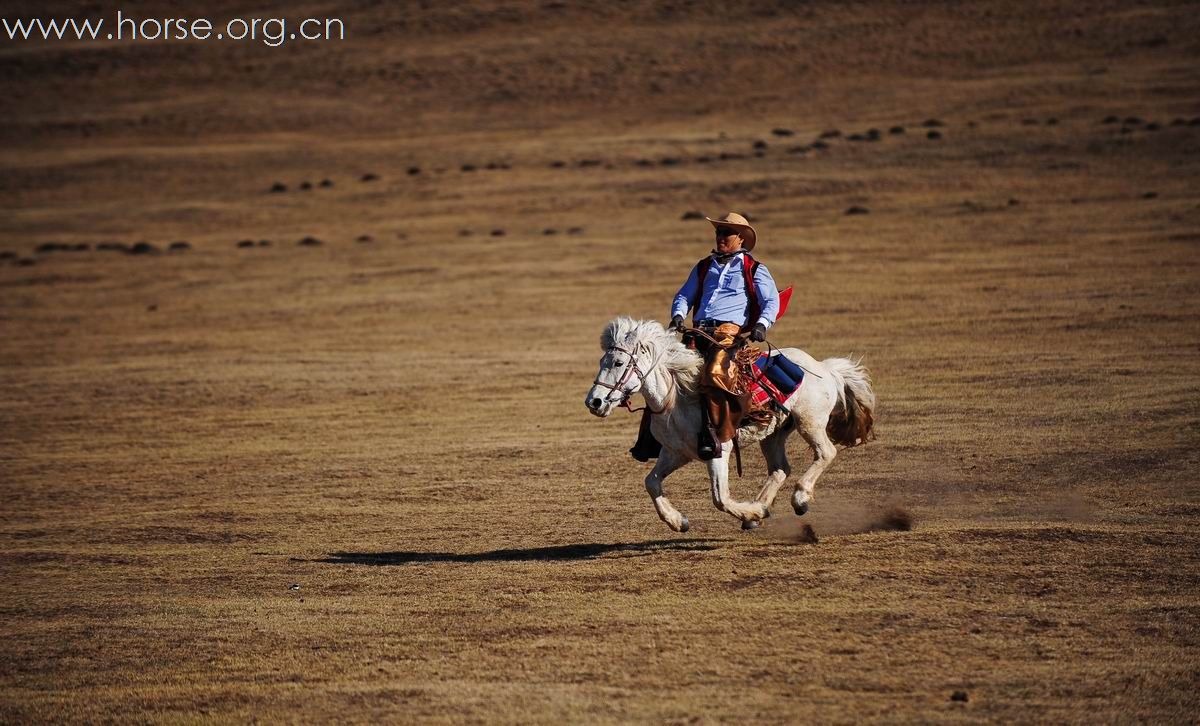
left=591, top=343, right=675, bottom=415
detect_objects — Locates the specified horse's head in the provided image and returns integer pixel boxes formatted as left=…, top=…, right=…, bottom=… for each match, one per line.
left=585, top=317, right=661, bottom=417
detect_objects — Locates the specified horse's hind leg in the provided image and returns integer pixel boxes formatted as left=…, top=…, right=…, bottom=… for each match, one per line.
left=755, top=427, right=793, bottom=512
left=737, top=429, right=793, bottom=531
left=645, top=450, right=690, bottom=533
left=793, top=425, right=837, bottom=516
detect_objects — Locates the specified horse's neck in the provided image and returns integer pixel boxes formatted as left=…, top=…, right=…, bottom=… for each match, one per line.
left=640, top=364, right=674, bottom=412
left=641, top=342, right=685, bottom=413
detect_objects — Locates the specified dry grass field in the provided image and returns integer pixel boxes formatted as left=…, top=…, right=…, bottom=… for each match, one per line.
left=2, top=0, right=1199, bottom=722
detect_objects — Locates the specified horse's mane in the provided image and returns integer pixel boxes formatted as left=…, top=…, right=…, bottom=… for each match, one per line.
left=600, top=316, right=702, bottom=393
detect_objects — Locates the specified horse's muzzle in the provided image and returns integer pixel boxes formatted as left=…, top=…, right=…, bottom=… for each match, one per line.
left=585, top=391, right=614, bottom=417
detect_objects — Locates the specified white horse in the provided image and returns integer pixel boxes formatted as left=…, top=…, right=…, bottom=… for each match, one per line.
left=585, top=317, right=875, bottom=532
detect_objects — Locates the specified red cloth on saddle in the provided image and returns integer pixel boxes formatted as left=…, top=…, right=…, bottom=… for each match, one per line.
left=747, top=366, right=784, bottom=409
left=743, top=350, right=803, bottom=410
left=748, top=377, right=779, bottom=410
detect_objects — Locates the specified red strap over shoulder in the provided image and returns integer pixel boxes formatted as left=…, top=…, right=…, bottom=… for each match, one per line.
left=743, top=254, right=791, bottom=325
left=689, top=257, right=709, bottom=317
left=743, top=254, right=760, bottom=329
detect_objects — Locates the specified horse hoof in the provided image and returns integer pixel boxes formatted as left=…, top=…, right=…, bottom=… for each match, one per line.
left=793, top=501, right=809, bottom=516
left=742, top=520, right=760, bottom=530
left=679, top=517, right=690, bottom=533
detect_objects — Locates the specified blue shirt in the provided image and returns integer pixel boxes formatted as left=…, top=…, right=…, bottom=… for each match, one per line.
left=671, top=252, right=780, bottom=328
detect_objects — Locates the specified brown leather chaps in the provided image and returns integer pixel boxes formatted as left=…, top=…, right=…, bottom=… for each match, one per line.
left=699, top=323, right=753, bottom=444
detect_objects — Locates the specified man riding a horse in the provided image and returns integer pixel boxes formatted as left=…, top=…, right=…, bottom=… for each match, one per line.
left=630, top=212, right=782, bottom=462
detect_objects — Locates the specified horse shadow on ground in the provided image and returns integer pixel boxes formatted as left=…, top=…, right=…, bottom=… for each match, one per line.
left=315, top=539, right=725, bottom=566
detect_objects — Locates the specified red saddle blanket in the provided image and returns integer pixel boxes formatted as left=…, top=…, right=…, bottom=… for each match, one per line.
left=742, top=350, right=805, bottom=410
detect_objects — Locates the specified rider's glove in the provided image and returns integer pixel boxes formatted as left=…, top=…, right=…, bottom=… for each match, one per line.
left=750, top=323, right=768, bottom=342
left=669, top=315, right=685, bottom=332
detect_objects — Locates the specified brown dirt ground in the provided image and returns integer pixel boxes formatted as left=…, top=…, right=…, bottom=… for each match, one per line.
left=2, top=1, right=1199, bottom=722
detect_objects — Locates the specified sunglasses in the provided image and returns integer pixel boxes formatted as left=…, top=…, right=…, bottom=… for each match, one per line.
left=715, top=227, right=740, bottom=237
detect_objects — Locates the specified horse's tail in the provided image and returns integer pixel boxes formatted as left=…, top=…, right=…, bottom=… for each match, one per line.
left=821, top=356, right=876, bottom=447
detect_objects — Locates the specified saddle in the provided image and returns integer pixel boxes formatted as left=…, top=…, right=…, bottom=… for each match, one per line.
left=722, top=344, right=806, bottom=439
left=740, top=347, right=806, bottom=412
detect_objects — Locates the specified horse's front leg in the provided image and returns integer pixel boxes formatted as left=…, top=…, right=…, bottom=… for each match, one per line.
left=708, top=442, right=770, bottom=525
left=645, top=449, right=690, bottom=532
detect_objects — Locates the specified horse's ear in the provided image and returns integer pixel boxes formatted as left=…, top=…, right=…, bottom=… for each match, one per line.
left=602, top=316, right=636, bottom=350
left=601, top=319, right=618, bottom=350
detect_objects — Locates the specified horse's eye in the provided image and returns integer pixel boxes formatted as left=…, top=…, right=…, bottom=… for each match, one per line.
left=613, top=359, right=625, bottom=367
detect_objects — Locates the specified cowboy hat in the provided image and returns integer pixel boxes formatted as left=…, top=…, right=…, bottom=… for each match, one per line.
left=705, top=212, right=757, bottom=251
